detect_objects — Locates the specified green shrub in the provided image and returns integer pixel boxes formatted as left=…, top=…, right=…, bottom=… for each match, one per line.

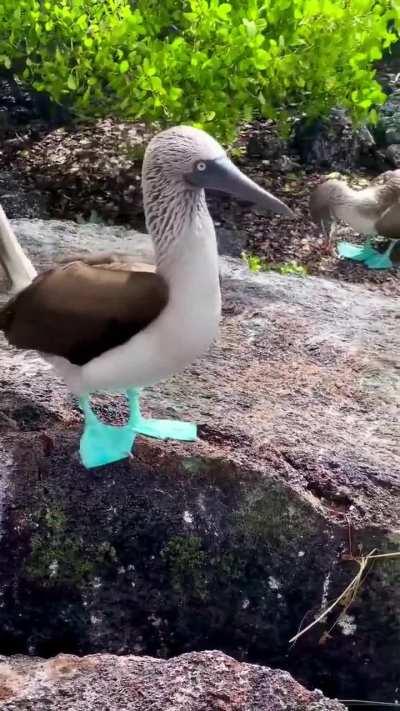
left=0, top=0, right=398, bottom=141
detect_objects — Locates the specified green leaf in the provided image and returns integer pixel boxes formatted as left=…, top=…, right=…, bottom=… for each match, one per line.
left=369, top=45, right=382, bottom=60
left=143, top=61, right=156, bottom=76
left=169, top=87, right=183, bottom=101
left=77, top=14, right=87, bottom=29
left=305, top=0, right=320, bottom=16
left=217, top=3, right=232, bottom=19
left=119, top=60, right=129, bottom=73
left=67, top=75, right=77, bottom=90
left=254, top=48, right=270, bottom=70
left=368, top=108, right=379, bottom=124
left=150, top=75, right=162, bottom=91
left=243, top=18, right=257, bottom=37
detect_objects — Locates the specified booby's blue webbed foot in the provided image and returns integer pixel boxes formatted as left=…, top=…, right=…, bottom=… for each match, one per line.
left=79, top=396, right=137, bottom=469
left=79, top=389, right=197, bottom=469
left=127, top=389, right=197, bottom=442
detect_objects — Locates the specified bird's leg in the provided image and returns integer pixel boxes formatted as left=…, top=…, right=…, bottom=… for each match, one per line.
left=127, top=388, right=197, bottom=442
left=327, top=221, right=337, bottom=254
left=78, top=394, right=137, bottom=469
left=320, top=219, right=335, bottom=254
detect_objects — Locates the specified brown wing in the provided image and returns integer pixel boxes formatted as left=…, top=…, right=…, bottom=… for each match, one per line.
left=375, top=203, right=400, bottom=239
left=0, top=261, right=168, bottom=366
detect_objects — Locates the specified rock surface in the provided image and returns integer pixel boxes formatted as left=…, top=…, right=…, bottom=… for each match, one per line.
left=0, top=220, right=399, bottom=703
left=0, top=177, right=49, bottom=219
left=0, top=74, right=68, bottom=130
left=0, top=651, right=344, bottom=710
left=292, top=108, right=387, bottom=171
left=386, top=142, right=400, bottom=167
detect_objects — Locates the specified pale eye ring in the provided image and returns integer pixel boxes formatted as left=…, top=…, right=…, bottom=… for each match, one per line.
left=196, top=161, right=207, bottom=172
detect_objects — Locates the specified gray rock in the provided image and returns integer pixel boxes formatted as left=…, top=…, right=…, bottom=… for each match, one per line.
left=0, top=75, right=69, bottom=126
left=0, top=171, right=49, bottom=219
left=373, top=86, right=400, bottom=148
left=0, top=190, right=49, bottom=219
left=385, top=126, right=400, bottom=145
left=354, top=125, right=375, bottom=152
left=292, top=108, right=354, bottom=169
left=275, top=154, right=301, bottom=173
left=216, top=226, right=247, bottom=257
left=0, top=171, right=21, bottom=193
left=386, top=143, right=400, bottom=167
left=0, top=109, right=9, bottom=132
left=0, top=220, right=399, bottom=703
left=293, top=109, right=387, bottom=170
left=247, top=133, right=286, bottom=160
left=0, top=651, right=345, bottom=710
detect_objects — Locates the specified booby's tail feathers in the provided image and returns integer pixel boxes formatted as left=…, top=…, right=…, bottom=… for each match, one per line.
left=0, top=204, right=37, bottom=293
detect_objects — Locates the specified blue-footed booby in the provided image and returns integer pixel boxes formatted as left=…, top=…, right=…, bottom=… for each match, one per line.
left=310, top=170, right=400, bottom=268
left=0, top=125, right=294, bottom=468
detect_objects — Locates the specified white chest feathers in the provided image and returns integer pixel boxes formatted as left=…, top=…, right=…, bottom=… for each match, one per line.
left=80, top=220, right=222, bottom=392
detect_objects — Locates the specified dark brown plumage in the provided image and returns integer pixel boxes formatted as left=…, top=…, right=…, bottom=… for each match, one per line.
left=0, top=261, right=168, bottom=366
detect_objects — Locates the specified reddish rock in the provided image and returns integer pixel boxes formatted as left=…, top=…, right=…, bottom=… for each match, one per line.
left=0, top=651, right=344, bottom=710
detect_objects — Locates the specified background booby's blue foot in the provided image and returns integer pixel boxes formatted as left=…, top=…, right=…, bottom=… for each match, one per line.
left=337, top=240, right=394, bottom=270
left=337, top=241, right=377, bottom=262
left=362, top=245, right=394, bottom=270
left=79, top=396, right=136, bottom=469
left=127, top=389, right=197, bottom=442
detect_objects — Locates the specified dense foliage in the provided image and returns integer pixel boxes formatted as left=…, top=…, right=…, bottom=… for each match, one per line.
left=0, top=0, right=398, bottom=140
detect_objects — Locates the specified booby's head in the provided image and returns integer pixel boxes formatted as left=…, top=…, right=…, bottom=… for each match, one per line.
left=143, top=125, right=294, bottom=218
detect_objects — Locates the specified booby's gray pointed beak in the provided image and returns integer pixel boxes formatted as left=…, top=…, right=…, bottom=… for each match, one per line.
left=187, top=155, right=294, bottom=218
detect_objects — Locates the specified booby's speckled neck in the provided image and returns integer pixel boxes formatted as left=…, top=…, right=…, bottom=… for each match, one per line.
left=143, top=176, right=201, bottom=264
left=142, top=160, right=219, bottom=282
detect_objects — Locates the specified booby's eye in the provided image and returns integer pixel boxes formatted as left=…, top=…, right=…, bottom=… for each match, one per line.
left=196, top=161, right=207, bottom=172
